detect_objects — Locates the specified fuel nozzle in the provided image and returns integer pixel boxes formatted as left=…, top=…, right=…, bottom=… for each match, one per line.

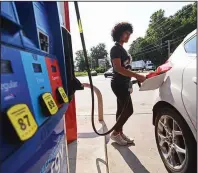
left=137, top=81, right=141, bottom=88
left=131, top=80, right=141, bottom=88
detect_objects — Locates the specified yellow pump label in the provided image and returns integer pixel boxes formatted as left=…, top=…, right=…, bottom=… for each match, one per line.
left=42, top=93, right=58, bottom=115
left=58, top=87, right=68, bottom=103
left=7, top=104, right=38, bottom=141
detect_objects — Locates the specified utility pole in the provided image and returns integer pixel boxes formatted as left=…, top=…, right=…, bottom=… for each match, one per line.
left=167, top=40, right=171, bottom=58
left=165, top=40, right=171, bottom=58
left=160, top=39, right=163, bottom=65
left=91, top=57, right=92, bottom=69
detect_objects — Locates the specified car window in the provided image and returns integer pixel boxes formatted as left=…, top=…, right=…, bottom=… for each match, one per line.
left=184, top=36, right=196, bottom=54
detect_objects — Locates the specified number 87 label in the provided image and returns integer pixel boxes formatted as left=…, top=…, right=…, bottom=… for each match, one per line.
left=7, top=104, right=38, bottom=141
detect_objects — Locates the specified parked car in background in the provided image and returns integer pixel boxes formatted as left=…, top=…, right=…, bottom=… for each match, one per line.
left=104, top=67, right=113, bottom=78
left=152, top=29, right=197, bottom=173
left=91, top=70, right=97, bottom=76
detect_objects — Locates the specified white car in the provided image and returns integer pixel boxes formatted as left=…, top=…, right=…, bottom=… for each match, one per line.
left=152, top=29, right=197, bottom=173
left=91, top=70, right=97, bottom=76
left=104, top=67, right=113, bottom=78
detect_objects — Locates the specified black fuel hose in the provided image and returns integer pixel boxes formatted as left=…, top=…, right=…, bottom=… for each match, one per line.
left=74, top=2, right=141, bottom=136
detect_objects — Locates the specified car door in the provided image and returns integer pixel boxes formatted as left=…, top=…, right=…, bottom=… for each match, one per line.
left=182, top=35, right=197, bottom=129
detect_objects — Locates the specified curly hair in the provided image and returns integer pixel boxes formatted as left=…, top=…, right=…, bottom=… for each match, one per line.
left=111, top=22, right=133, bottom=42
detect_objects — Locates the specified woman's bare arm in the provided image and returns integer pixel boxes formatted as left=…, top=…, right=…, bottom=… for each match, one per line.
left=112, top=58, right=146, bottom=82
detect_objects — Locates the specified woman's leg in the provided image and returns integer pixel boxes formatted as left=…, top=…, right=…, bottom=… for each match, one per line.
left=116, top=98, right=123, bottom=132
left=119, top=96, right=135, bottom=144
left=111, top=81, right=133, bottom=132
left=114, top=94, right=133, bottom=132
left=110, top=82, right=133, bottom=145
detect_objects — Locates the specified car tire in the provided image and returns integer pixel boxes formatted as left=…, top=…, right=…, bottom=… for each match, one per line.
left=104, top=75, right=107, bottom=78
left=154, top=107, right=197, bottom=173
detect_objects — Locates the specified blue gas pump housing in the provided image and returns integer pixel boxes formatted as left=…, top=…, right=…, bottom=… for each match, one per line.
left=1, top=2, right=23, bottom=48
left=15, top=2, right=54, bottom=54
left=1, top=2, right=70, bottom=173
left=14, top=1, right=68, bottom=90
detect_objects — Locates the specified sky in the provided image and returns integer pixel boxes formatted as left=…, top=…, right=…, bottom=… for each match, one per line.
left=68, top=2, right=193, bottom=58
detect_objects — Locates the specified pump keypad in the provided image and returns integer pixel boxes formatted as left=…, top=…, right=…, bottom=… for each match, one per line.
left=7, top=104, right=38, bottom=141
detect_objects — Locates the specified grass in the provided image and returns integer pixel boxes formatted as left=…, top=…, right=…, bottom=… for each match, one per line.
left=75, top=71, right=88, bottom=77
left=75, top=71, right=104, bottom=77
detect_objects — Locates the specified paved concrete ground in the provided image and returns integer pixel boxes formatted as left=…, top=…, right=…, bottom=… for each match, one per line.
left=68, top=116, right=107, bottom=173
left=68, top=74, right=167, bottom=173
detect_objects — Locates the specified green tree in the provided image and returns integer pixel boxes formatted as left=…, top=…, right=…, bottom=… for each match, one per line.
left=75, top=50, right=91, bottom=71
left=105, top=58, right=111, bottom=69
left=129, top=2, right=197, bottom=66
left=90, top=43, right=108, bottom=68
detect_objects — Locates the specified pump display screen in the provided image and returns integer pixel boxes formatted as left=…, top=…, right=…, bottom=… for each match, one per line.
left=51, top=65, right=57, bottom=72
left=32, top=63, right=42, bottom=73
left=1, top=60, right=13, bottom=74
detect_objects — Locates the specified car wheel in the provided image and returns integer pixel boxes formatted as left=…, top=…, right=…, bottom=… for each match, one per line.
left=154, top=107, right=197, bottom=173
left=104, top=75, right=107, bottom=78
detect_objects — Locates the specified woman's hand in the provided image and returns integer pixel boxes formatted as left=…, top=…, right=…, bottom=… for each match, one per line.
left=135, top=74, right=146, bottom=83
left=111, top=58, right=147, bottom=83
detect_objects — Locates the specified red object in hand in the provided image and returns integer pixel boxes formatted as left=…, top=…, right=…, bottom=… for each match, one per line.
left=156, top=61, right=172, bottom=74
left=146, top=61, right=172, bottom=79
left=146, top=72, right=158, bottom=78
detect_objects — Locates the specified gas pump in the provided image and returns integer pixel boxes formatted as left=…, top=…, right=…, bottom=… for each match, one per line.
left=0, top=2, right=77, bottom=173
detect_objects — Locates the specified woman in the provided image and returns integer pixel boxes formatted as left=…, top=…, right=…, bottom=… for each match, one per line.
left=110, top=22, right=146, bottom=145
